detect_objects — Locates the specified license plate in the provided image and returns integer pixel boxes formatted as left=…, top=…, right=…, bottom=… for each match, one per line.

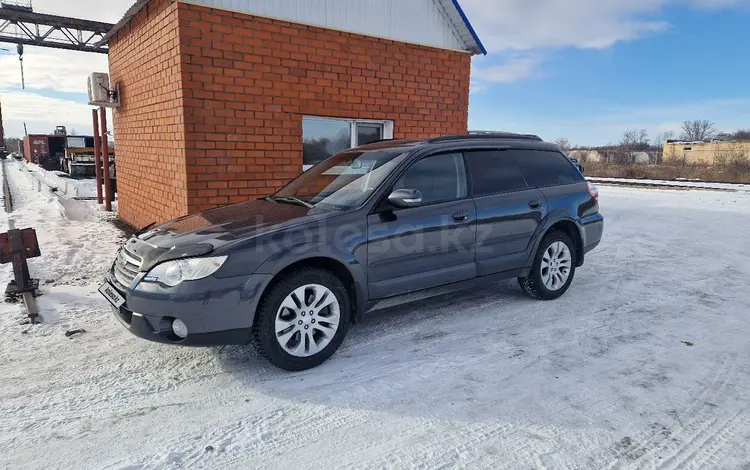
left=99, top=281, right=126, bottom=309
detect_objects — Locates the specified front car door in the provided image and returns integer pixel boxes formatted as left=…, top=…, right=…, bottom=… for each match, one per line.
left=465, top=150, right=548, bottom=276
left=366, top=152, right=476, bottom=299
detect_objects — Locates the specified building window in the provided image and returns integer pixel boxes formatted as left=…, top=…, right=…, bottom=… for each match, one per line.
left=683, top=146, right=693, bottom=151
left=303, top=116, right=394, bottom=169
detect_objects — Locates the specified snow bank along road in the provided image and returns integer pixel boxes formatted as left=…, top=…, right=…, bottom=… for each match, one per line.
left=2, top=164, right=750, bottom=469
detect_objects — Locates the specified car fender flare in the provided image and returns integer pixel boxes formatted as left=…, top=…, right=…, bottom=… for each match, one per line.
left=525, top=210, right=585, bottom=267
left=255, top=249, right=368, bottom=323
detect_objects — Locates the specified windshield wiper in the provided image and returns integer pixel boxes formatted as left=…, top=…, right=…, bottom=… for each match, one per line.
left=266, top=196, right=314, bottom=208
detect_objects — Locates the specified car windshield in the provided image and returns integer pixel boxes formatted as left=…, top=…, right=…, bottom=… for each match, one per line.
left=273, top=149, right=408, bottom=210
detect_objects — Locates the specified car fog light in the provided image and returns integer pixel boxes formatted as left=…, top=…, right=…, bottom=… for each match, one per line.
left=172, top=319, right=188, bottom=339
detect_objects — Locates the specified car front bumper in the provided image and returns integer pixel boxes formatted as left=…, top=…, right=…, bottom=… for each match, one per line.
left=111, top=305, right=252, bottom=346
left=106, top=267, right=274, bottom=347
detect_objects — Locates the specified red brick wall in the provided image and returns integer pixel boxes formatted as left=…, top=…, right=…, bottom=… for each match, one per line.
left=109, top=0, right=188, bottom=229
left=110, top=1, right=472, bottom=225
left=177, top=2, right=471, bottom=213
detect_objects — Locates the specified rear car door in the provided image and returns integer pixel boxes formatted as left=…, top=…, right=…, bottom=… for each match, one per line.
left=367, top=152, right=476, bottom=299
left=509, top=148, right=591, bottom=245
left=465, top=150, right=548, bottom=276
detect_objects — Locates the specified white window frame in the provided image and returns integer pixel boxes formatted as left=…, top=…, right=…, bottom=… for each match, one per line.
left=302, top=116, right=394, bottom=171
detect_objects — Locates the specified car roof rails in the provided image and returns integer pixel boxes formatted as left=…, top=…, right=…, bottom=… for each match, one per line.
left=428, top=132, right=543, bottom=143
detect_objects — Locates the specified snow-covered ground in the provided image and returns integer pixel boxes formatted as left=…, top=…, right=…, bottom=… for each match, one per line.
left=588, top=176, right=750, bottom=192
left=17, top=158, right=103, bottom=199
left=2, top=167, right=750, bottom=469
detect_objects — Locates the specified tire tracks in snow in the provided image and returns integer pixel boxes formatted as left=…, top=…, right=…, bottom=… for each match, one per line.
left=603, top=351, right=743, bottom=469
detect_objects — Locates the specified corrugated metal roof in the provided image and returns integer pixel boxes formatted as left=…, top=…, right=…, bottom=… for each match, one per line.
left=99, top=0, right=485, bottom=55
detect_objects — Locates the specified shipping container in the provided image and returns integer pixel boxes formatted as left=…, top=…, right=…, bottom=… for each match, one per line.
left=24, top=135, right=49, bottom=165
left=22, top=134, right=65, bottom=171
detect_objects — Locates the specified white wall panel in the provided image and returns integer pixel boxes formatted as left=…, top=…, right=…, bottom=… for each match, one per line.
left=183, top=0, right=467, bottom=52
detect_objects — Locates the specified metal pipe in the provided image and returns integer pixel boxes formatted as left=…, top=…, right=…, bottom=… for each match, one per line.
left=100, top=107, right=111, bottom=211
left=92, top=108, right=102, bottom=204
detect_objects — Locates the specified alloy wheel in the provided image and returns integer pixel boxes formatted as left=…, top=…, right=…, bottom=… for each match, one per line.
left=541, top=241, right=572, bottom=291
left=275, top=284, right=341, bottom=357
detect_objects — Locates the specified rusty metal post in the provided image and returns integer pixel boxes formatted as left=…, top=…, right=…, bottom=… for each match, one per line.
left=100, top=107, right=112, bottom=211
left=5, top=220, right=40, bottom=323
left=92, top=108, right=103, bottom=204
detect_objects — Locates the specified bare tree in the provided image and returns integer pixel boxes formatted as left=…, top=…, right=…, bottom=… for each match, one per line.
left=680, top=120, right=715, bottom=141
left=620, top=130, right=636, bottom=149
left=554, top=137, right=571, bottom=153
left=620, top=128, right=650, bottom=150
left=654, top=130, right=675, bottom=146
left=731, top=129, right=750, bottom=141
left=613, top=129, right=649, bottom=164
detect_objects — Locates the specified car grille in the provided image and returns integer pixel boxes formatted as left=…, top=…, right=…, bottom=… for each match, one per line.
left=112, top=246, right=142, bottom=290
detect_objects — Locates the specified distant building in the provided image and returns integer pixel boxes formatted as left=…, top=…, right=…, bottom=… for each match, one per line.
left=714, top=133, right=733, bottom=142
left=663, top=140, right=750, bottom=164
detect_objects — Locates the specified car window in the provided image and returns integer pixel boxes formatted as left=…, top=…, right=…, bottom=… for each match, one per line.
left=393, top=152, right=467, bottom=205
left=509, top=149, right=584, bottom=188
left=464, top=150, right=528, bottom=196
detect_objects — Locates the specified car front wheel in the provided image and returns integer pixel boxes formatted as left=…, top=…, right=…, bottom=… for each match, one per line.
left=253, top=268, right=351, bottom=371
left=518, top=231, right=576, bottom=300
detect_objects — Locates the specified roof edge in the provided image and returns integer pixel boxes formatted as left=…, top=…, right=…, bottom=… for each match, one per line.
left=101, top=0, right=486, bottom=55
left=451, top=0, right=487, bottom=55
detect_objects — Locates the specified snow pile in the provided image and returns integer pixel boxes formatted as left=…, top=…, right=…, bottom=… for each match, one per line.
left=2, top=171, right=750, bottom=469
left=19, top=159, right=103, bottom=199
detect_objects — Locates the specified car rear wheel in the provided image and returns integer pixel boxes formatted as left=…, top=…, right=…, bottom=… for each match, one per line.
left=518, top=230, right=576, bottom=300
left=253, top=268, right=351, bottom=371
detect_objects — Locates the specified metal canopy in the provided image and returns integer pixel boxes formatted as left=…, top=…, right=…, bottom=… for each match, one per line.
left=0, top=8, right=113, bottom=53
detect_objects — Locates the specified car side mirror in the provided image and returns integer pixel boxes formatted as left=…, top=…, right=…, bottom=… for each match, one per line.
left=387, top=188, right=423, bottom=209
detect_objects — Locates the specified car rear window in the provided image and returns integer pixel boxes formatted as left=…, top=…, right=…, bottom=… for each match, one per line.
left=509, top=149, right=584, bottom=188
left=464, top=150, right=528, bottom=196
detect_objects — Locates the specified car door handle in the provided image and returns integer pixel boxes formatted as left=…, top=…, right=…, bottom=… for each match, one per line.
left=452, top=211, right=470, bottom=222
left=529, top=200, right=542, bottom=209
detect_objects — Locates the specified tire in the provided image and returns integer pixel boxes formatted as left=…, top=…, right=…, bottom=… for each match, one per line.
left=518, top=230, right=577, bottom=301
left=252, top=268, right=351, bottom=371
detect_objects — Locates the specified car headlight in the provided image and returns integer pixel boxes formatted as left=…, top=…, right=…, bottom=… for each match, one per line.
left=144, top=256, right=228, bottom=287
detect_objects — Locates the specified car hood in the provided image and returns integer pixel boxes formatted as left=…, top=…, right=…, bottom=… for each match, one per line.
left=134, top=199, right=336, bottom=252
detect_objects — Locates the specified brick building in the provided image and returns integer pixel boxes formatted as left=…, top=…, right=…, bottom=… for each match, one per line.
left=103, top=0, right=485, bottom=228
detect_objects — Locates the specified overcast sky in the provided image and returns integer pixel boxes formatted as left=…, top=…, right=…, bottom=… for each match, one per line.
left=1, top=0, right=749, bottom=145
